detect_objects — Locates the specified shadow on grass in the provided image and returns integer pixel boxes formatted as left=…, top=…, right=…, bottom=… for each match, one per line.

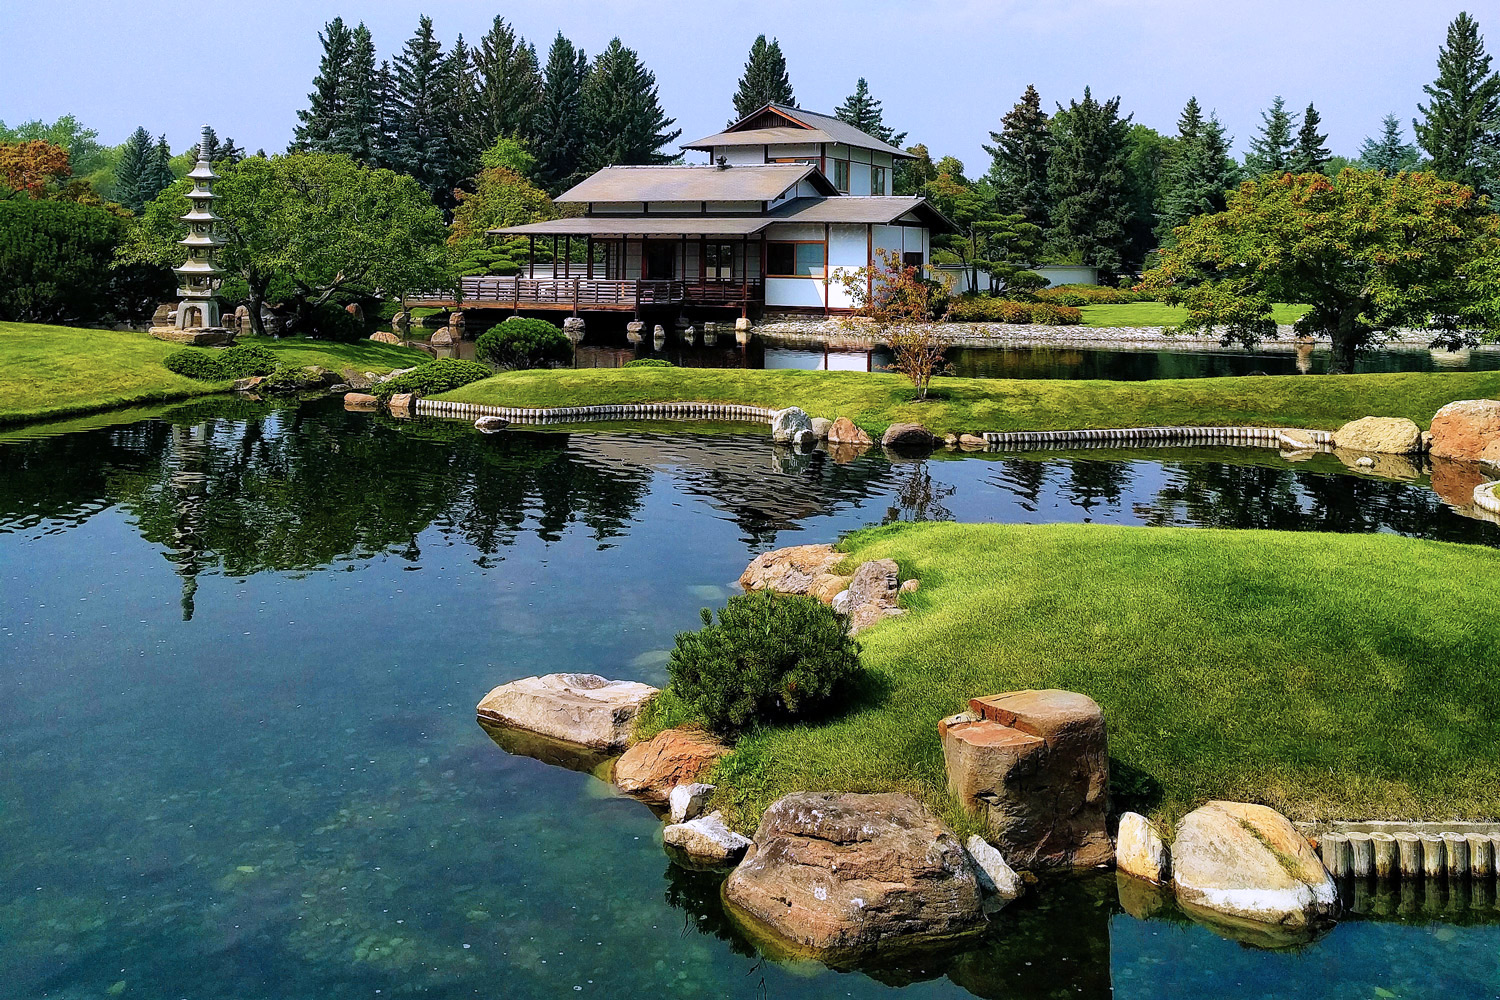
left=1109, top=758, right=1165, bottom=817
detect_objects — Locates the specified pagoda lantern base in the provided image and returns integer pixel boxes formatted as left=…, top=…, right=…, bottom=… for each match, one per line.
left=149, top=325, right=235, bottom=346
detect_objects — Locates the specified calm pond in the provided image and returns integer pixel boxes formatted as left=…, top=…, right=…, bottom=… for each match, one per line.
left=3, top=397, right=1499, bottom=999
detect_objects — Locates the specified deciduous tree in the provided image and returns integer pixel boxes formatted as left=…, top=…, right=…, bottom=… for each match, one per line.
left=839, top=248, right=950, bottom=400
left=1142, top=169, right=1500, bottom=373
left=450, top=138, right=559, bottom=276
left=730, top=35, right=795, bottom=123
left=0, top=141, right=72, bottom=198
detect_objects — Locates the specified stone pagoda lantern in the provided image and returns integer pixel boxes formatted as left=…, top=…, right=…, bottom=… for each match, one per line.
left=151, top=126, right=233, bottom=345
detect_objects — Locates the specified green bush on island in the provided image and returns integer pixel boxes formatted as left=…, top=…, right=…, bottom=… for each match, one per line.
left=946, top=297, right=1082, bottom=325
left=623, top=358, right=674, bottom=368
left=162, top=344, right=281, bottom=381
left=667, top=590, right=861, bottom=737
left=372, top=358, right=492, bottom=398
left=475, top=317, right=572, bottom=370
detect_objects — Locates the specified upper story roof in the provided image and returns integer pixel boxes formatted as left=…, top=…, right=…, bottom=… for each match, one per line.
left=684, top=103, right=911, bottom=159
left=555, top=163, right=838, bottom=204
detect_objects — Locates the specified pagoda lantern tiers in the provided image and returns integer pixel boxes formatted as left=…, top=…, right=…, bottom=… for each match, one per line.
left=174, top=125, right=225, bottom=330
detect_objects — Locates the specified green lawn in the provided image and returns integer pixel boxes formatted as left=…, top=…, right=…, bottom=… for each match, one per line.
left=1078, top=301, right=1311, bottom=328
left=0, top=322, right=427, bottom=424
left=693, top=523, right=1500, bottom=832
left=438, top=367, right=1500, bottom=436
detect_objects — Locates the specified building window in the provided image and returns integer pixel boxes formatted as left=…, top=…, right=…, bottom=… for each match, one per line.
left=767, top=241, right=826, bottom=277
left=833, top=160, right=850, bottom=193
left=902, top=251, right=925, bottom=272
left=704, top=243, right=735, bottom=280
left=870, top=165, right=888, bottom=195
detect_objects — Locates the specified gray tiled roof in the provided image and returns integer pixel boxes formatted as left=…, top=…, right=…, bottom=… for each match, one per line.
left=685, top=103, right=910, bottom=158
left=554, top=163, right=836, bottom=203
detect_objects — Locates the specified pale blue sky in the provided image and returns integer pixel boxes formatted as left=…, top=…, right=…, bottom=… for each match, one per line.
left=0, top=0, right=1477, bottom=169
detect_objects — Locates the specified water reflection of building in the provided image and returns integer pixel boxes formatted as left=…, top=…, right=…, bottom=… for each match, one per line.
left=166, top=425, right=212, bottom=621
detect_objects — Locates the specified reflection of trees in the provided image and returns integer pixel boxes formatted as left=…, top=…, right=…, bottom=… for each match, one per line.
left=1066, top=460, right=1131, bottom=513
left=884, top=461, right=956, bottom=524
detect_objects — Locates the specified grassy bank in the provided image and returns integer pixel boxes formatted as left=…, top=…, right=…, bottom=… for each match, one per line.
left=438, top=367, right=1500, bottom=437
left=1079, top=302, right=1310, bottom=328
left=690, top=523, right=1500, bottom=830
left=0, top=322, right=426, bottom=424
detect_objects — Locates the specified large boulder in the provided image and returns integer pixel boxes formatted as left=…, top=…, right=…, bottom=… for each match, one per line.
left=612, top=728, right=728, bottom=805
left=827, top=417, right=874, bottom=446
left=739, top=543, right=843, bottom=594
left=430, top=327, right=455, bottom=346
left=844, top=558, right=903, bottom=633
left=939, top=689, right=1111, bottom=869
left=723, top=791, right=986, bottom=959
left=1332, top=416, right=1422, bottom=454
left=370, top=331, right=401, bottom=345
left=1429, top=399, right=1500, bottom=461
left=475, top=672, right=658, bottom=752
left=881, top=423, right=936, bottom=450
left=1115, top=812, right=1169, bottom=883
left=771, top=407, right=815, bottom=445
left=1172, top=801, right=1337, bottom=944
left=663, top=811, right=750, bottom=864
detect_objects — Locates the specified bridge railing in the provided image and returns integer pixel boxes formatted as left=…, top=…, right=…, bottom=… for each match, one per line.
left=406, top=276, right=765, bottom=309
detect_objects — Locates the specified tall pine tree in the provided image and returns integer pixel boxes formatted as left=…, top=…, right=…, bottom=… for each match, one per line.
left=446, top=34, right=481, bottom=176
left=327, top=22, right=384, bottom=166
left=533, top=33, right=588, bottom=194
left=983, top=85, right=1052, bottom=226
left=388, top=16, right=463, bottom=202
left=1359, top=114, right=1419, bottom=174
left=730, top=35, right=795, bottom=124
left=834, top=78, right=903, bottom=145
left=114, top=126, right=158, bottom=212
left=1414, top=11, right=1500, bottom=192
left=1245, top=96, right=1294, bottom=175
left=580, top=40, right=681, bottom=173
left=472, top=16, right=542, bottom=157
left=1290, top=102, right=1331, bottom=174
left=1156, top=101, right=1238, bottom=242
left=294, top=17, right=354, bottom=151
left=1046, top=88, right=1134, bottom=274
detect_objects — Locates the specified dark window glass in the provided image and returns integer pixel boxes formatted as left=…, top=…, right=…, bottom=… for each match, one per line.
left=767, top=242, right=796, bottom=276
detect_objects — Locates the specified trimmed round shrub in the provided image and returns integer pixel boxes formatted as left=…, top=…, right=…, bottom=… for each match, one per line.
left=667, top=590, right=861, bottom=737
left=219, top=344, right=278, bottom=377
left=163, top=349, right=230, bottom=381
left=372, top=358, right=492, bottom=398
left=475, top=317, right=572, bottom=370
left=623, top=358, right=674, bottom=368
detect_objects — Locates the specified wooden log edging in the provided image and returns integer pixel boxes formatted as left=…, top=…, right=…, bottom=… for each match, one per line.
left=1312, top=821, right=1500, bottom=881
left=978, top=426, right=1334, bottom=450
left=414, top=398, right=777, bottom=424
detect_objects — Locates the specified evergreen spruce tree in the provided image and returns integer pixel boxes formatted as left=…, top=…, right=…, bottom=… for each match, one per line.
left=327, top=23, right=384, bottom=166
left=983, top=84, right=1052, bottom=226
left=1290, top=102, right=1332, bottom=174
left=374, top=59, right=397, bottom=168
left=1176, top=96, right=1204, bottom=143
left=533, top=33, right=588, bottom=194
left=294, top=17, right=354, bottom=151
left=388, top=15, right=463, bottom=201
left=1045, top=88, right=1134, bottom=275
left=1359, top=114, right=1419, bottom=174
left=1245, top=96, right=1294, bottom=175
left=472, top=16, right=542, bottom=156
left=114, top=126, right=157, bottom=213
left=200, top=127, right=245, bottom=167
left=1157, top=112, right=1238, bottom=242
left=1414, top=11, right=1500, bottom=192
left=446, top=34, right=481, bottom=176
left=834, top=78, right=904, bottom=144
left=729, top=35, right=795, bottom=124
left=580, top=39, right=681, bottom=173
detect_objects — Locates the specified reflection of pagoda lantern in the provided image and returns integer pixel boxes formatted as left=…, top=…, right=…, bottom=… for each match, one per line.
left=174, top=126, right=225, bottom=331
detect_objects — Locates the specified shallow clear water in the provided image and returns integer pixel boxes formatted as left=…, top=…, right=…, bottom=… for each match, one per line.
left=2, top=397, right=1499, bottom=999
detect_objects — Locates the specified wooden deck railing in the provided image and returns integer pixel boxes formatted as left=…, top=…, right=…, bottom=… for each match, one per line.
left=408, top=276, right=764, bottom=310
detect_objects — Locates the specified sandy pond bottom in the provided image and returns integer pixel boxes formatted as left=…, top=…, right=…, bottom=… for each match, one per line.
left=1, top=396, right=1498, bottom=999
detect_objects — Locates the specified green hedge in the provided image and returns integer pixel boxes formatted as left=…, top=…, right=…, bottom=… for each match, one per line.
left=946, top=297, right=1083, bottom=325
left=372, top=358, right=492, bottom=398
left=162, top=344, right=281, bottom=381
left=1034, top=284, right=1156, bottom=307
left=623, top=358, right=674, bottom=368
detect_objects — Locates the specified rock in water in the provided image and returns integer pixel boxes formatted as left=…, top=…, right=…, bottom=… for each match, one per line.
left=1115, top=812, right=1169, bottom=882
left=663, top=811, right=750, bottom=864
left=723, top=791, right=986, bottom=959
left=1429, top=399, right=1500, bottom=461
left=430, top=327, right=454, bottom=346
left=612, top=728, right=727, bottom=804
left=475, top=672, right=659, bottom=752
left=668, top=782, right=715, bottom=824
left=881, top=423, right=936, bottom=450
left=738, top=544, right=843, bottom=594
left=770, top=407, right=814, bottom=446
left=809, top=417, right=833, bottom=440
left=1332, top=416, right=1422, bottom=454
left=939, top=689, right=1112, bottom=869
left=1172, top=801, right=1337, bottom=944
left=965, top=835, right=1023, bottom=912
left=474, top=416, right=508, bottom=433
left=827, top=417, right=874, bottom=446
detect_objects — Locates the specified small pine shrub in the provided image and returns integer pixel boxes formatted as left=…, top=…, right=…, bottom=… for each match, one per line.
left=623, top=358, right=674, bottom=368
left=218, top=344, right=278, bottom=377
left=667, top=590, right=861, bottom=737
left=163, top=350, right=230, bottom=381
left=372, top=358, right=493, bottom=398
left=260, top=364, right=314, bottom=394
left=475, top=316, right=572, bottom=370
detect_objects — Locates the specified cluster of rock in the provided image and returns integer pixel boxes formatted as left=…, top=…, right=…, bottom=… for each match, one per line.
left=737, top=542, right=913, bottom=634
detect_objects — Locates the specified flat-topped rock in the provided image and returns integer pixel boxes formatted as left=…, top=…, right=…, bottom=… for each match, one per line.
left=723, top=791, right=985, bottom=959
left=612, top=728, right=728, bottom=804
left=1172, top=800, right=1337, bottom=945
left=1333, top=416, right=1422, bottom=455
left=663, top=811, right=749, bottom=864
left=476, top=672, right=658, bottom=751
left=881, top=423, right=935, bottom=450
left=940, top=689, right=1111, bottom=869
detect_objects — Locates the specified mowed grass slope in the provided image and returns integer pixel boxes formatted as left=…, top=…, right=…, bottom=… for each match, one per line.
left=708, top=523, right=1500, bottom=831
left=0, top=323, right=426, bottom=423
left=439, top=367, right=1500, bottom=437
left=1078, top=301, right=1311, bottom=328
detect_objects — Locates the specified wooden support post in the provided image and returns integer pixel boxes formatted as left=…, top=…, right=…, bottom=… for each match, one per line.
left=564, top=235, right=571, bottom=279
left=587, top=237, right=594, bottom=280
left=741, top=234, right=748, bottom=313
left=528, top=236, right=535, bottom=279
left=552, top=235, right=558, bottom=281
